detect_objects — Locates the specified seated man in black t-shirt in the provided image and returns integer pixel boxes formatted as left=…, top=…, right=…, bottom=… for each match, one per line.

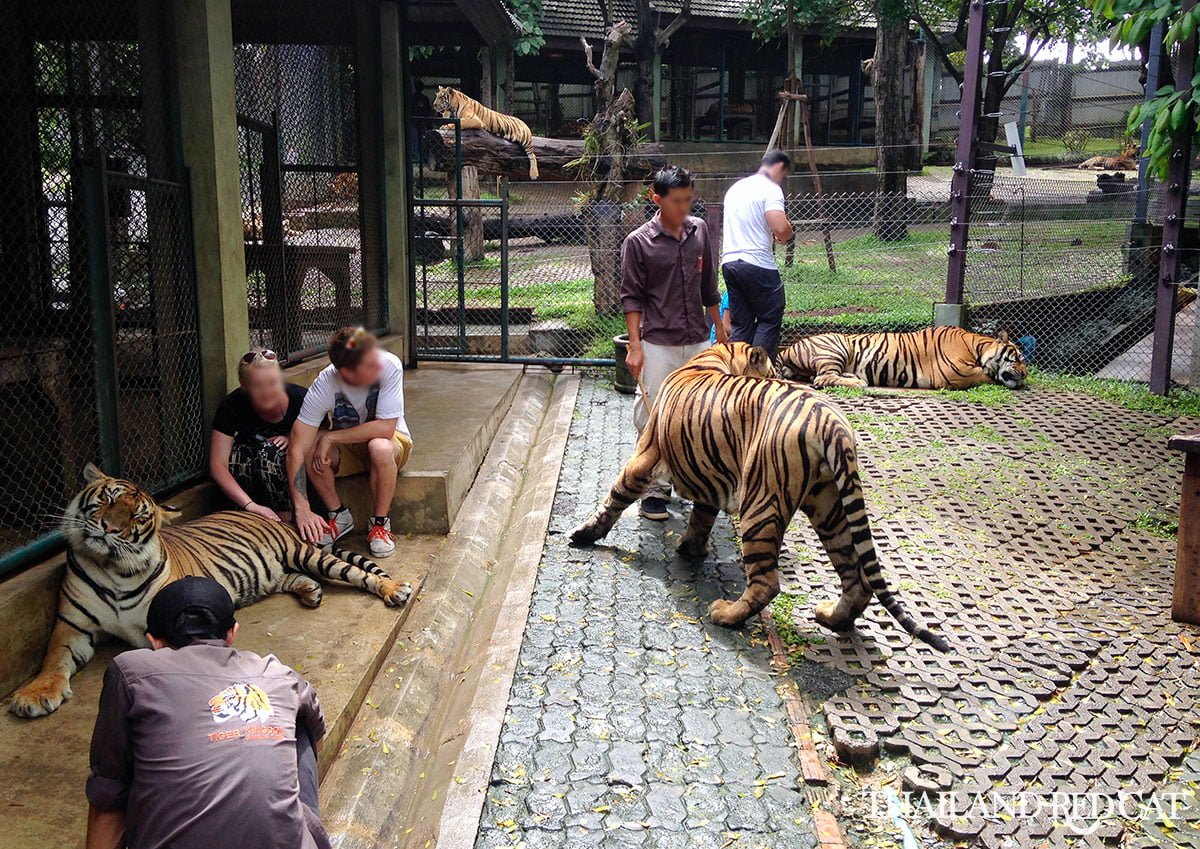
left=209, top=349, right=307, bottom=522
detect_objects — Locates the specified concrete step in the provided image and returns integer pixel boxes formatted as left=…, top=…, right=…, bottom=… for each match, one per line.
left=283, top=345, right=525, bottom=535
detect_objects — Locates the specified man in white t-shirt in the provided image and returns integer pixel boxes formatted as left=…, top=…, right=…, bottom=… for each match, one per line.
left=720, top=150, right=794, bottom=356
left=287, top=327, right=413, bottom=557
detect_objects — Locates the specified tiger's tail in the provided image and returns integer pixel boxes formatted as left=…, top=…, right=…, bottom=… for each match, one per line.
left=828, top=435, right=951, bottom=652
left=525, top=145, right=539, bottom=180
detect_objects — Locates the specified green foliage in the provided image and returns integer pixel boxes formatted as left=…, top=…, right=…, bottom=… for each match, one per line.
left=1094, top=0, right=1192, bottom=178
left=509, top=0, right=546, bottom=57
left=742, top=0, right=870, bottom=42
left=1062, top=127, right=1093, bottom=154
left=1031, top=369, right=1200, bottom=416
left=1130, top=510, right=1179, bottom=538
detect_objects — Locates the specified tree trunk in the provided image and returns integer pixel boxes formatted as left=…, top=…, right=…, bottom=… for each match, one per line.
left=872, top=8, right=909, bottom=241
left=907, top=39, right=926, bottom=171
left=448, top=165, right=484, bottom=261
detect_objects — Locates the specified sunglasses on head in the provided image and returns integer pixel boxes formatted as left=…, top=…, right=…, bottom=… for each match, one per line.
left=241, top=349, right=278, bottom=364
left=344, top=327, right=370, bottom=351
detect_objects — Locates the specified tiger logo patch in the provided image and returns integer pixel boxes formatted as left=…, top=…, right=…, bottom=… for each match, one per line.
left=208, top=683, right=273, bottom=724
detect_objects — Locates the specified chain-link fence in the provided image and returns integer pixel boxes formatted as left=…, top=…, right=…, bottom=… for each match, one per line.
left=0, top=0, right=204, bottom=568
left=410, top=147, right=1200, bottom=392
left=235, top=42, right=385, bottom=363
left=930, top=61, right=1144, bottom=162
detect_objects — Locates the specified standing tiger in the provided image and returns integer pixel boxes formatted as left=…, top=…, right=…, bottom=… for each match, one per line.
left=778, top=326, right=1027, bottom=390
left=9, top=463, right=411, bottom=718
left=570, top=343, right=950, bottom=651
left=434, top=86, right=538, bottom=180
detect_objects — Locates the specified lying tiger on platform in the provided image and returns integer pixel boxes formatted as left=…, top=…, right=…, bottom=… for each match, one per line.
left=434, top=86, right=539, bottom=180
left=778, top=326, right=1027, bottom=390
left=570, top=343, right=950, bottom=651
left=9, top=464, right=411, bottom=718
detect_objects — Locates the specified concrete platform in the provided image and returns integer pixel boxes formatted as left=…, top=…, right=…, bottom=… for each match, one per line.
left=0, top=356, right=528, bottom=847
left=284, top=351, right=524, bottom=535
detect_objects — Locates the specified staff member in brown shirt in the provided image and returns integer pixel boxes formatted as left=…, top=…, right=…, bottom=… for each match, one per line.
left=620, top=165, right=727, bottom=521
left=85, top=577, right=330, bottom=849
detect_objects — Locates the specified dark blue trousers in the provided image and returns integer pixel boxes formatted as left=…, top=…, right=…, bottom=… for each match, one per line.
left=722, top=260, right=786, bottom=357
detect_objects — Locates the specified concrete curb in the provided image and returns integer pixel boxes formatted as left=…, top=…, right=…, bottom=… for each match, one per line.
left=433, top=373, right=580, bottom=848
left=319, top=372, right=580, bottom=849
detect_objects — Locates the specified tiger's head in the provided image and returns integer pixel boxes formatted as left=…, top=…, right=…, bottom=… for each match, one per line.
left=433, top=86, right=455, bottom=117
left=691, top=342, right=776, bottom=378
left=209, top=683, right=273, bottom=724
left=63, top=463, right=178, bottom=575
left=980, top=330, right=1028, bottom=389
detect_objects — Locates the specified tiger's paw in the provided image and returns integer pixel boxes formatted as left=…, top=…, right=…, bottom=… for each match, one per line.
left=812, top=599, right=855, bottom=632
left=569, top=520, right=606, bottom=547
left=676, top=534, right=709, bottom=560
left=709, top=599, right=752, bottom=628
left=380, top=580, right=413, bottom=607
left=9, top=678, right=71, bottom=718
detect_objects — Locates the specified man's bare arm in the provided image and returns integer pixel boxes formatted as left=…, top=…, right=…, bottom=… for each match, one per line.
left=766, top=209, right=793, bottom=244
left=320, top=418, right=397, bottom=445
left=287, top=422, right=319, bottom=509
left=86, top=806, right=126, bottom=849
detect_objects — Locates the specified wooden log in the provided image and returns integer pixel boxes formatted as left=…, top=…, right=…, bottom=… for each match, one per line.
left=422, top=127, right=666, bottom=182
left=1170, top=433, right=1200, bottom=625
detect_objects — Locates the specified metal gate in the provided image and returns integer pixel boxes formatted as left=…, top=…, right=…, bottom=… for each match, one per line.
left=408, top=116, right=615, bottom=367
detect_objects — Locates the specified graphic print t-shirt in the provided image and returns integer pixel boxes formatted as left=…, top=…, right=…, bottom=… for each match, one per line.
left=296, top=350, right=410, bottom=439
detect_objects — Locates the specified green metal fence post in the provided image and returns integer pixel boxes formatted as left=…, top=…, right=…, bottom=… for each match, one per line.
left=500, top=178, right=510, bottom=361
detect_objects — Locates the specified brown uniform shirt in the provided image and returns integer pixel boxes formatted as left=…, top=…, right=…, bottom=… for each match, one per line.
left=620, top=214, right=720, bottom=346
left=87, top=640, right=326, bottom=849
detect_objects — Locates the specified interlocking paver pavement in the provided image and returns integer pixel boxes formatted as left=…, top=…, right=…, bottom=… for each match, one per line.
left=474, top=379, right=816, bottom=849
left=475, top=379, right=1200, bottom=849
left=776, top=388, right=1200, bottom=848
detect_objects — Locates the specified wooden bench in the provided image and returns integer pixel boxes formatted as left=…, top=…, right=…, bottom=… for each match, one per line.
left=1169, top=431, right=1200, bottom=625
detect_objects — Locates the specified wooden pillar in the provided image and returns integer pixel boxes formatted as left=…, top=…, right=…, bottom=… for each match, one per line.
left=172, top=0, right=249, bottom=421
left=1171, top=442, right=1200, bottom=625
left=380, top=1, right=412, bottom=363
left=651, top=54, right=663, bottom=142
left=355, top=0, right=386, bottom=332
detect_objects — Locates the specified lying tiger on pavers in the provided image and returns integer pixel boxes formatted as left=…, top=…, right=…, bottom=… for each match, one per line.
left=778, top=326, right=1028, bottom=390
left=570, top=342, right=950, bottom=651
left=9, top=463, right=411, bottom=718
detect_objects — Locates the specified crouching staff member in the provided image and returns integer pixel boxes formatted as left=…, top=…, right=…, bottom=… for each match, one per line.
left=287, top=327, right=412, bottom=557
left=621, top=165, right=727, bottom=521
left=85, top=577, right=330, bottom=849
left=209, top=349, right=307, bottom=522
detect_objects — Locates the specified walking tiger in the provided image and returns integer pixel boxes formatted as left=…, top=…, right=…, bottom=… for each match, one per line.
left=9, top=463, right=411, bottom=717
left=570, top=343, right=950, bottom=651
left=434, top=86, right=539, bottom=180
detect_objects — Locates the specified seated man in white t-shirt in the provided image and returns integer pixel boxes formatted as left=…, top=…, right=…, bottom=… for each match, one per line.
left=287, top=327, right=413, bottom=557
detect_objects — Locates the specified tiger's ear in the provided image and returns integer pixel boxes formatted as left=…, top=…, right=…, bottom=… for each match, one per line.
left=83, top=462, right=108, bottom=483
left=749, top=346, right=773, bottom=375
left=157, top=504, right=182, bottom=525
left=996, top=329, right=1010, bottom=344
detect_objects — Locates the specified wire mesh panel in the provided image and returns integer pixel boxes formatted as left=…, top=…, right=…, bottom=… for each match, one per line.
left=103, top=172, right=205, bottom=489
left=0, top=0, right=201, bottom=567
left=959, top=172, right=1187, bottom=386
left=234, top=42, right=383, bottom=362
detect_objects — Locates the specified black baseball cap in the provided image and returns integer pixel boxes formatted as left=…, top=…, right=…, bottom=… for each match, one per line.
left=146, top=577, right=236, bottom=644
